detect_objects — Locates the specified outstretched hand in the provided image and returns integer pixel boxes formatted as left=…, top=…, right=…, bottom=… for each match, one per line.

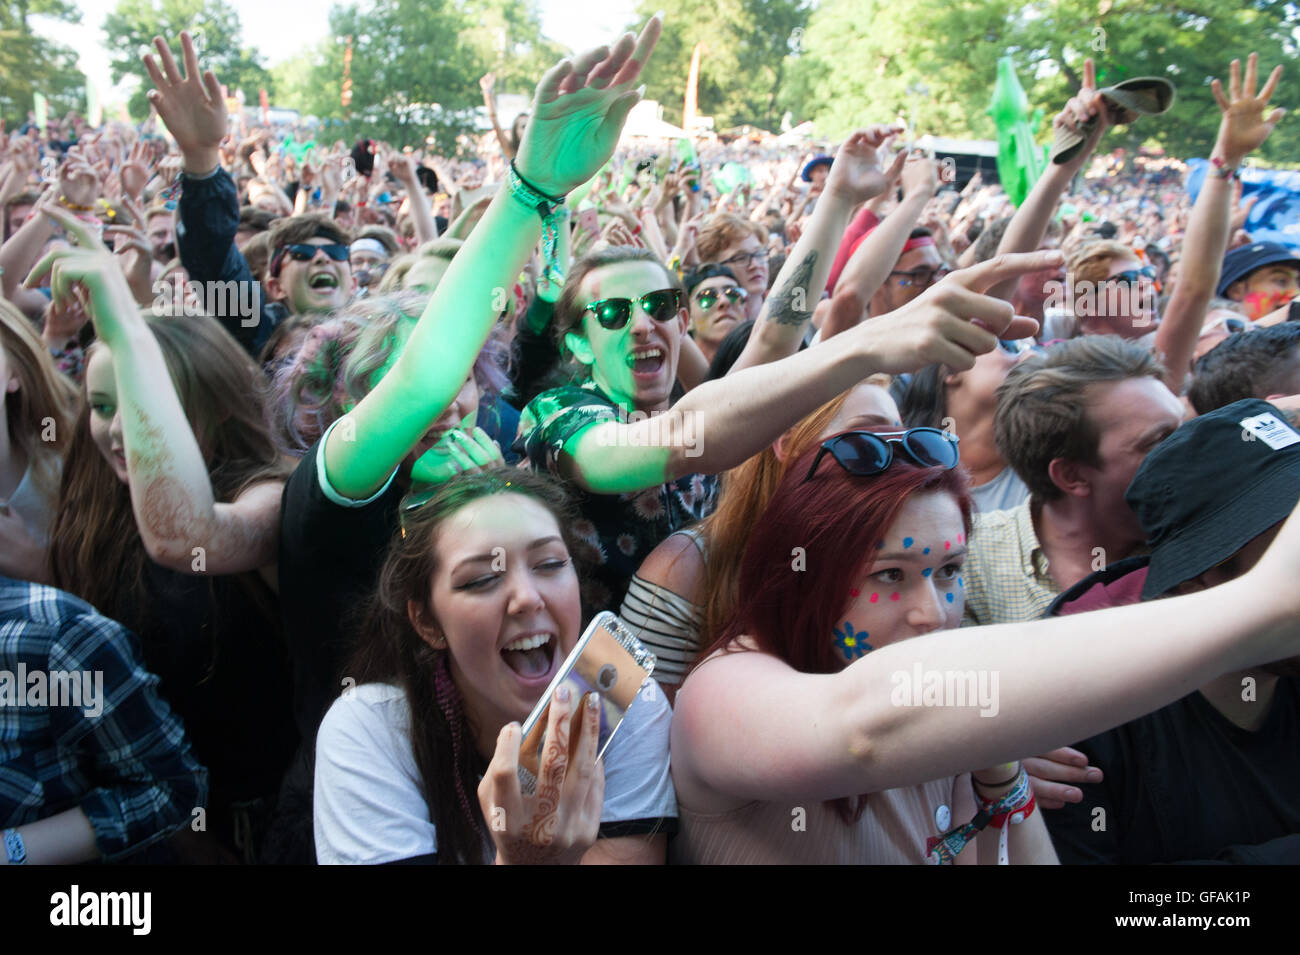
left=823, top=125, right=906, bottom=205
left=141, top=31, right=226, bottom=173
left=514, top=15, right=662, bottom=197
left=1212, top=53, right=1284, bottom=166
left=1053, top=58, right=1110, bottom=170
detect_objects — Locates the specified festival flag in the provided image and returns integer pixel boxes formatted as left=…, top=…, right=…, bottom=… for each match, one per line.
left=86, top=77, right=103, bottom=127
left=341, top=36, right=354, bottom=110
left=260, top=88, right=270, bottom=125
left=1187, top=159, right=1300, bottom=252
left=33, top=92, right=48, bottom=133
left=683, top=42, right=705, bottom=132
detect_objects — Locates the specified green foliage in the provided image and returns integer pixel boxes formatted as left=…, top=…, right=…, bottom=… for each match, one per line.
left=0, top=0, right=84, bottom=123
left=268, top=0, right=561, bottom=153
left=103, top=0, right=272, bottom=119
left=787, top=0, right=1299, bottom=163
left=628, top=0, right=810, bottom=131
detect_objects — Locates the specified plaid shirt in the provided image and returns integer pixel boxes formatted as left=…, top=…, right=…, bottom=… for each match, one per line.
left=960, top=499, right=1061, bottom=627
left=0, top=577, right=207, bottom=861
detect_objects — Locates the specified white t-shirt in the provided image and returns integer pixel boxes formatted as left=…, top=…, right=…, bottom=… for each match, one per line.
left=314, top=681, right=676, bottom=864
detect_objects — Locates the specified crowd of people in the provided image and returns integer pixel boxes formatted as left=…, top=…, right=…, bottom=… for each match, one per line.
left=2, top=17, right=1299, bottom=866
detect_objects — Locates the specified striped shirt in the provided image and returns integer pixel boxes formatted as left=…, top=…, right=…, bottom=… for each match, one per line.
left=0, top=577, right=208, bottom=860
left=618, top=529, right=707, bottom=686
left=961, top=499, right=1061, bottom=627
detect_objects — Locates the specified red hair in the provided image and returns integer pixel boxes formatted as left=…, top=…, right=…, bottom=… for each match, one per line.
left=702, top=430, right=973, bottom=675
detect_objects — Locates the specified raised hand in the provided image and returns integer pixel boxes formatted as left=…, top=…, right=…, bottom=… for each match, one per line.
left=409, top=424, right=505, bottom=486
left=822, top=125, right=905, bottom=205
left=1053, top=58, right=1110, bottom=169
left=105, top=194, right=155, bottom=305
left=58, top=150, right=102, bottom=209
left=900, top=152, right=939, bottom=200
left=514, top=15, right=661, bottom=197
left=141, top=31, right=227, bottom=173
left=120, top=139, right=153, bottom=200
left=1211, top=53, right=1284, bottom=166
left=479, top=71, right=496, bottom=96
left=386, top=150, right=416, bottom=183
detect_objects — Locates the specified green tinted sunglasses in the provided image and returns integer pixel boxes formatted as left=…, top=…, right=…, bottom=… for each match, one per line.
left=583, top=288, right=682, bottom=330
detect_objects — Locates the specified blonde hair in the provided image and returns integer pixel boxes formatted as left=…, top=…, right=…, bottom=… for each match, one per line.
left=696, top=213, right=769, bottom=264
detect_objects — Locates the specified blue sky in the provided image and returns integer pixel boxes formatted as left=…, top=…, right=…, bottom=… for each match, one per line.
left=38, top=0, right=641, bottom=102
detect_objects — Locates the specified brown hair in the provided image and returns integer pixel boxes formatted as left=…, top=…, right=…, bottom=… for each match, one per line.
left=696, top=213, right=768, bottom=264
left=0, top=300, right=79, bottom=505
left=267, top=212, right=352, bottom=259
left=50, top=314, right=290, bottom=626
left=346, top=469, right=581, bottom=864
left=994, top=336, right=1164, bottom=501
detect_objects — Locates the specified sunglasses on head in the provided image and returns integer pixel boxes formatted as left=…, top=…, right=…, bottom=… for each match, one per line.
left=271, top=242, right=351, bottom=275
left=583, top=288, right=682, bottom=330
left=694, top=285, right=748, bottom=310
left=804, top=428, right=960, bottom=484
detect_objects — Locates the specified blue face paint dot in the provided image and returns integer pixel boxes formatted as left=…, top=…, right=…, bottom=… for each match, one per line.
left=922, top=567, right=932, bottom=577
left=958, top=577, right=964, bottom=588
left=923, top=547, right=931, bottom=555
left=945, top=592, right=955, bottom=603
left=903, top=537, right=913, bottom=549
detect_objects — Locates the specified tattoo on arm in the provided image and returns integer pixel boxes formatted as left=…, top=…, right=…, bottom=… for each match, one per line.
left=768, top=251, right=818, bottom=327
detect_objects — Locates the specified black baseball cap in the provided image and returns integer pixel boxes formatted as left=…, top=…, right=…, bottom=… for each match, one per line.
left=1126, top=398, right=1300, bottom=598
left=684, top=263, right=740, bottom=297
left=1217, top=241, right=1300, bottom=298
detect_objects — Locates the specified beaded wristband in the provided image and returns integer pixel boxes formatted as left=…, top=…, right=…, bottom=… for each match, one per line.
left=1210, top=156, right=1240, bottom=181
left=58, top=195, right=95, bottom=212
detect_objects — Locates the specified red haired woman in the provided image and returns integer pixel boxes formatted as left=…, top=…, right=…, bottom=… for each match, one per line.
left=670, top=426, right=1300, bottom=863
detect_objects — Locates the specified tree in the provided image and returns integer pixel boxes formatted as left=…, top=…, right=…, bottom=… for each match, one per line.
left=0, top=0, right=84, bottom=124
left=103, top=0, right=273, bottom=119
left=628, top=0, right=811, bottom=131
left=784, top=0, right=1299, bottom=164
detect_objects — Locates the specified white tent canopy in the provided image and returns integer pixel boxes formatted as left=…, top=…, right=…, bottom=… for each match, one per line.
left=621, top=100, right=690, bottom=140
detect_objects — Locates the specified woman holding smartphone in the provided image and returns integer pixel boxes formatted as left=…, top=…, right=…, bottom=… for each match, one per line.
left=670, top=425, right=1300, bottom=864
left=313, top=470, right=675, bottom=864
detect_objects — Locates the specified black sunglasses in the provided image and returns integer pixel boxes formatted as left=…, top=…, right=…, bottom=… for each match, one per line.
left=694, top=285, right=748, bottom=310
left=583, top=288, right=682, bottom=330
left=804, top=428, right=960, bottom=484
left=272, top=242, right=351, bottom=275
left=1105, top=265, right=1157, bottom=285
left=888, top=266, right=951, bottom=288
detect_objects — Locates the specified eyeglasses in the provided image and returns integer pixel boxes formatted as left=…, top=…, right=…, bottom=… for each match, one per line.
left=889, top=266, right=951, bottom=288
left=271, top=242, right=351, bottom=276
left=583, top=288, right=682, bottom=330
left=1104, top=265, right=1157, bottom=286
left=720, top=249, right=768, bottom=269
left=804, top=428, right=960, bottom=484
left=694, top=285, right=748, bottom=310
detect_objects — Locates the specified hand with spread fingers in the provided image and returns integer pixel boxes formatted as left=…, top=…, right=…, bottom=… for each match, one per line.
left=409, top=424, right=505, bottom=487
left=1211, top=53, right=1285, bottom=168
left=141, top=31, right=227, bottom=174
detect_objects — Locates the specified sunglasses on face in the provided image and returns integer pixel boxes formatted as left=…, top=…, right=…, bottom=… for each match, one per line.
left=1104, top=265, right=1157, bottom=285
left=720, top=249, right=769, bottom=269
left=583, top=288, right=682, bottom=330
left=694, top=285, right=748, bottom=310
left=804, top=428, right=960, bottom=484
left=271, top=242, right=351, bottom=275
left=889, top=266, right=951, bottom=288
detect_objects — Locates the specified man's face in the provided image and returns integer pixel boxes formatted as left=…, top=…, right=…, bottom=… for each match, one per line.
left=1228, top=263, right=1300, bottom=320
left=147, top=213, right=176, bottom=262
left=1073, top=376, right=1184, bottom=544
left=350, top=247, right=390, bottom=290
left=6, top=203, right=32, bottom=239
left=573, top=260, right=686, bottom=413
left=871, top=244, right=945, bottom=315
left=716, top=235, right=769, bottom=302
left=809, top=165, right=829, bottom=192
left=687, top=275, right=747, bottom=353
left=1078, top=256, right=1159, bottom=339
left=267, top=236, right=355, bottom=314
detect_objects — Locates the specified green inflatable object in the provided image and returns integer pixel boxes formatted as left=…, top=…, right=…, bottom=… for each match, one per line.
left=988, top=56, right=1048, bottom=208
left=712, top=161, right=751, bottom=194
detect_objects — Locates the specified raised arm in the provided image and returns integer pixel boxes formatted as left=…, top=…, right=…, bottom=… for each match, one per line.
left=323, top=18, right=663, bottom=500
left=28, top=209, right=283, bottom=576
left=389, top=151, right=439, bottom=244
left=671, top=503, right=1300, bottom=807
left=728, top=127, right=905, bottom=375
left=1155, top=54, right=1284, bottom=393
left=560, top=251, right=1055, bottom=494
left=986, top=58, right=1110, bottom=302
left=480, top=72, right=517, bottom=161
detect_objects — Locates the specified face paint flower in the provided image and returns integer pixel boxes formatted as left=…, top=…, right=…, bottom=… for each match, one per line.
left=833, top=621, right=872, bottom=661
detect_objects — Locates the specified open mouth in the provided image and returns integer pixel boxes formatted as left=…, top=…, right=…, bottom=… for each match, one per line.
left=309, top=272, right=340, bottom=291
left=500, top=631, right=558, bottom=680
left=628, top=345, right=666, bottom=377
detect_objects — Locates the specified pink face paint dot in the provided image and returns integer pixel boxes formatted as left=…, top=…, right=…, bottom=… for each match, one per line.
left=890, top=592, right=900, bottom=602
left=869, top=593, right=879, bottom=603
left=944, top=541, right=951, bottom=551
left=849, top=588, right=860, bottom=598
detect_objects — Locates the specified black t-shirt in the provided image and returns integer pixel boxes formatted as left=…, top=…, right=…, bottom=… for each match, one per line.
left=139, top=562, right=298, bottom=817
left=1044, top=677, right=1300, bottom=864
left=278, top=432, right=404, bottom=739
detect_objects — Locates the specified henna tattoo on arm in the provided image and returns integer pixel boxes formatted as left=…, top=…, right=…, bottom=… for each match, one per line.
left=767, top=251, right=818, bottom=327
